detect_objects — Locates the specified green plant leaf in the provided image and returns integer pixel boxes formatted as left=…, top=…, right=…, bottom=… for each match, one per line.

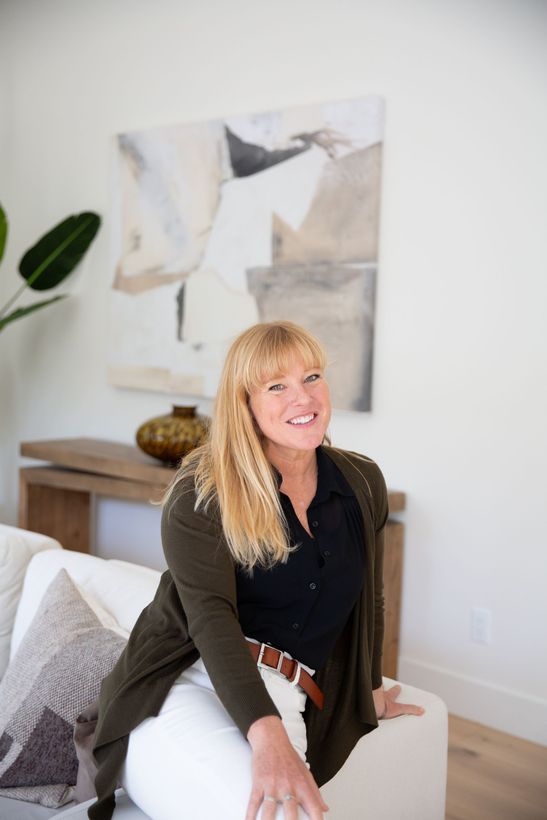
left=0, top=204, right=7, bottom=264
left=0, top=295, right=67, bottom=332
left=18, top=211, right=101, bottom=291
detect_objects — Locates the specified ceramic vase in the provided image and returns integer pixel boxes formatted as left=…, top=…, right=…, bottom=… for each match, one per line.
left=136, top=405, right=209, bottom=465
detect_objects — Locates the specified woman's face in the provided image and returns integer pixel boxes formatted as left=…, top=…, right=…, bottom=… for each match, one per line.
left=249, top=357, right=331, bottom=457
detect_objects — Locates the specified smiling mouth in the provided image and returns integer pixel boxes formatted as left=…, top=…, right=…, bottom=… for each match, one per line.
left=287, top=413, right=317, bottom=426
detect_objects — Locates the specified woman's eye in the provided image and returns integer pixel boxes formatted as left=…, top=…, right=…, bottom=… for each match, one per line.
left=268, top=383, right=284, bottom=392
left=305, top=373, right=321, bottom=383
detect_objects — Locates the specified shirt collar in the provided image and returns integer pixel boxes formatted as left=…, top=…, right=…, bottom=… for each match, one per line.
left=272, top=446, right=354, bottom=501
left=313, top=445, right=355, bottom=504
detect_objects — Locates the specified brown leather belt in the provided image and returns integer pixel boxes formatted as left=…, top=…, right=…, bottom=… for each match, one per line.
left=246, top=640, right=324, bottom=711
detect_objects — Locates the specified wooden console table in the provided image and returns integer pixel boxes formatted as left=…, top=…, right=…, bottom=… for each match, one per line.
left=19, top=437, right=405, bottom=678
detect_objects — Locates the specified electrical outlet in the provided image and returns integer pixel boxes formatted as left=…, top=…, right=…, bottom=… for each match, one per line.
left=471, top=607, right=492, bottom=645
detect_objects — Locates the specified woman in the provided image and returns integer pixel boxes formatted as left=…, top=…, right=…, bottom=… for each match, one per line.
left=88, top=321, right=424, bottom=820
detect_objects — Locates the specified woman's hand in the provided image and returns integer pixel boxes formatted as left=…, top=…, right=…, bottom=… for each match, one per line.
left=373, top=684, right=425, bottom=720
left=246, top=716, right=329, bottom=820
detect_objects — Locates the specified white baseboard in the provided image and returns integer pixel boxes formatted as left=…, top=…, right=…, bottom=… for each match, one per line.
left=398, top=656, right=547, bottom=747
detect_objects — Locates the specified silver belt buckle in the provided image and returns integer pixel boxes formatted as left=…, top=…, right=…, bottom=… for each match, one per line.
left=257, top=642, right=284, bottom=673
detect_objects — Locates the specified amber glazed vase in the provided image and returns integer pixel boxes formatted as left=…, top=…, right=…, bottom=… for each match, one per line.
left=136, top=405, right=209, bottom=465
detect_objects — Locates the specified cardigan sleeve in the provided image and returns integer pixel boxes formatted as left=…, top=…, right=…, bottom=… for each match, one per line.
left=161, top=483, right=281, bottom=737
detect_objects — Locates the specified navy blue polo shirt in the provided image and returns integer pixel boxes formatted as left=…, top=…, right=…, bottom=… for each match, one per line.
left=235, top=446, right=365, bottom=670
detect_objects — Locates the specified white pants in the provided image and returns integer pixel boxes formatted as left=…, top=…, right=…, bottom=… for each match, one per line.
left=122, top=656, right=311, bottom=819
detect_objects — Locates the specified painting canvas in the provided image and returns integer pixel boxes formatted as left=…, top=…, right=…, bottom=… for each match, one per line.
left=109, top=95, right=384, bottom=410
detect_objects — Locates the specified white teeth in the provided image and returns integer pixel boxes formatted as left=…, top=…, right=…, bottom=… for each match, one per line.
left=288, top=414, right=314, bottom=425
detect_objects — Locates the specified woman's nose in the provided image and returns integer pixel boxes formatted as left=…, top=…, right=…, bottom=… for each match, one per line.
left=290, top=383, right=312, bottom=405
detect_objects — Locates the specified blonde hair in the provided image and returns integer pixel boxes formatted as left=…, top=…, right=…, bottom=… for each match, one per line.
left=163, top=321, right=329, bottom=572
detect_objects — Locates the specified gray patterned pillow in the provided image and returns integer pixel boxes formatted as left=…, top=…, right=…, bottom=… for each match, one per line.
left=0, top=569, right=126, bottom=807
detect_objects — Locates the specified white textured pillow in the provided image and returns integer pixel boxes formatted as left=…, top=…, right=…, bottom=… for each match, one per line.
left=0, top=525, right=62, bottom=679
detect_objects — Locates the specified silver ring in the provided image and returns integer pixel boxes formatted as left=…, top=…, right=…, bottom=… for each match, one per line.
left=264, top=796, right=277, bottom=803
left=283, top=794, right=295, bottom=801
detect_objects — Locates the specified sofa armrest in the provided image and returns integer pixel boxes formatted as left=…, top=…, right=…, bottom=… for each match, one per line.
left=322, top=677, right=448, bottom=819
left=0, top=524, right=62, bottom=679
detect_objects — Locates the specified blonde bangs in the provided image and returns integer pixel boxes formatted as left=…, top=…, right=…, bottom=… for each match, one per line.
left=239, top=323, right=328, bottom=393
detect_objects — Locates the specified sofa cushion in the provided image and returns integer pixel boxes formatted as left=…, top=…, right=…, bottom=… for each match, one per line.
left=0, top=569, right=127, bottom=808
left=0, top=525, right=62, bottom=679
left=11, top=551, right=161, bottom=659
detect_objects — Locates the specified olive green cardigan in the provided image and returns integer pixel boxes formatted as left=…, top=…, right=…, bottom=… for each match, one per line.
left=88, top=446, right=388, bottom=819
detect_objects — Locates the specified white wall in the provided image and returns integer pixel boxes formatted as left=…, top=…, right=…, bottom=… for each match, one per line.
left=1, top=0, right=546, bottom=745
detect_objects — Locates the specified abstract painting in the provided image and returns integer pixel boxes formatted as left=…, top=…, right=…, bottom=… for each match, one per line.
left=109, top=95, right=384, bottom=410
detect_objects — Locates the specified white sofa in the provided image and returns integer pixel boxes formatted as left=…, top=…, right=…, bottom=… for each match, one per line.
left=0, top=525, right=448, bottom=819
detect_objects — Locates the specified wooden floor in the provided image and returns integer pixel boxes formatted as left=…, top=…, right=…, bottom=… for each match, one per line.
left=446, top=715, right=547, bottom=820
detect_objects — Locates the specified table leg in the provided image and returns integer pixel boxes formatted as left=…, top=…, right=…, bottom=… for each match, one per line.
left=383, top=520, right=404, bottom=679
left=18, top=472, right=91, bottom=552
